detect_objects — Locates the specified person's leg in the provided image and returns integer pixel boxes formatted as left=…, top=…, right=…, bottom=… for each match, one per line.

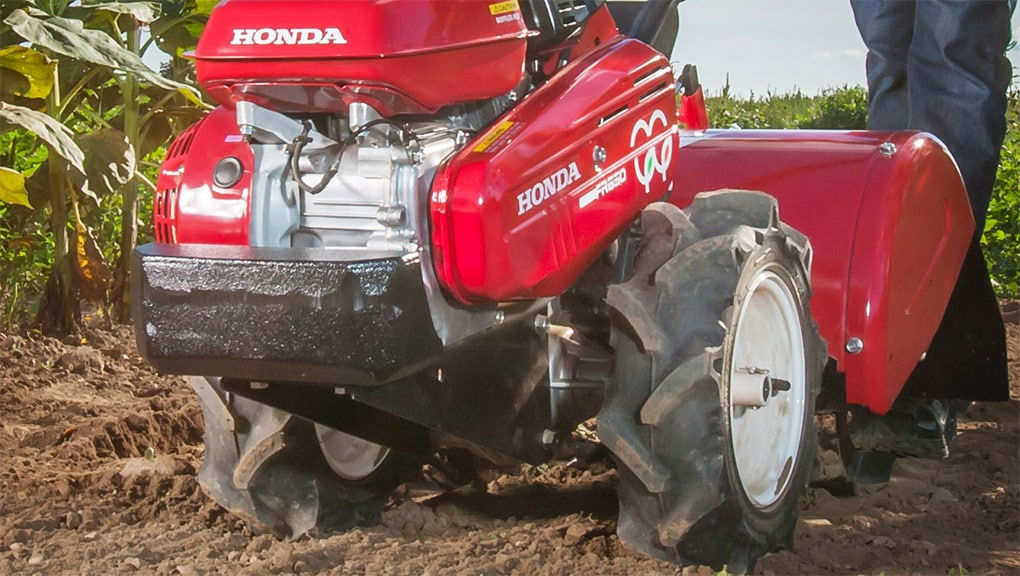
left=905, top=0, right=1012, bottom=401
left=907, top=0, right=1012, bottom=229
left=844, top=0, right=1013, bottom=470
left=850, top=0, right=914, bottom=130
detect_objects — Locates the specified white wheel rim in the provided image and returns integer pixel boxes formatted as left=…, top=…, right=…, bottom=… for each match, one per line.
left=728, top=268, right=806, bottom=510
left=314, top=424, right=389, bottom=481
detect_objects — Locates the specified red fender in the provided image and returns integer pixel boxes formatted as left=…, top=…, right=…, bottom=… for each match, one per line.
left=673, top=130, right=973, bottom=414
left=431, top=37, right=677, bottom=303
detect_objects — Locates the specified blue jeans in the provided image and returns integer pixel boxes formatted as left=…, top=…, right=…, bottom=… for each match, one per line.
left=850, top=0, right=1014, bottom=232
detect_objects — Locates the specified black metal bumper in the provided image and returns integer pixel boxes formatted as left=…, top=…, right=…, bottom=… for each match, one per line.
left=132, top=243, right=442, bottom=386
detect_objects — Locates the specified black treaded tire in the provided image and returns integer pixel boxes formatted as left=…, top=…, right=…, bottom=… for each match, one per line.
left=190, top=376, right=420, bottom=538
left=599, top=191, right=827, bottom=573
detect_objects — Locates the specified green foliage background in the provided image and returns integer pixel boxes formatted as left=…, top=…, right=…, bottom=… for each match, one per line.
left=0, top=130, right=50, bottom=324
left=0, top=1, right=211, bottom=330
left=1, top=83, right=1017, bottom=329
left=983, top=88, right=1019, bottom=297
left=705, top=84, right=1019, bottom=297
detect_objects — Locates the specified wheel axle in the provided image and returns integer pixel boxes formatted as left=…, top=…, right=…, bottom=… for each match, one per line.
left=733, top=371, right=792, bottom=407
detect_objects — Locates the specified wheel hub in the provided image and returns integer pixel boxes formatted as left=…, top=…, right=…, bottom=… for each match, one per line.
left=314, top=424, right=390, bottom=481
left=728, top=269, right=807, bottom=510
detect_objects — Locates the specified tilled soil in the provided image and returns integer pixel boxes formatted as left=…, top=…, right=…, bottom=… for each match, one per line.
left=0, top=303, right=1017, bottom=576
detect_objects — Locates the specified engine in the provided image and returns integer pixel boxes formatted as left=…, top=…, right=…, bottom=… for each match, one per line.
left=156, top=0, right=678, bottom=304
left=235, top=97, right=517, bottom=255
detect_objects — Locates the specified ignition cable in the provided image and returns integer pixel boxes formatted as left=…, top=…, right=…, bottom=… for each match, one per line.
left=287, top=118, right=422, bottom=194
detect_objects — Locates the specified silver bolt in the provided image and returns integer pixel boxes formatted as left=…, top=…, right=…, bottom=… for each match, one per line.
left=376, top=205, right=407, bottom=227
left=878, top=142, right=897, bottom=157
left=534, top=315, right=550, bottom=333
left=541, top=429, right=556, bottom=447
left=401, top=246, right=421, bottom=263
left=845, top=337, right=864, bottom=354
left=495, top=310, right=505, bottom=324
left=592, top=146, right=607, bottom=168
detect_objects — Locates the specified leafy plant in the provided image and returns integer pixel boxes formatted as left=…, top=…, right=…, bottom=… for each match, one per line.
left=705, top=82, right=867, bottom=130
left=0, top=129, right=50, bottom=325
left=983, top=87, right=1019, bottom=297
left=800, top=85, right=868, bottom=130
left=0, top=0, right=207, bottom=334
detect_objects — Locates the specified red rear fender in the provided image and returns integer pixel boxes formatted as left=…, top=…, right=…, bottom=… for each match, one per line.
left=673, top=130, right=973, bottom=413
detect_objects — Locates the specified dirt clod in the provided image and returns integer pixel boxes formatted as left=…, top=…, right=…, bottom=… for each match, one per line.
left=56, top=347, right=105, bottom=375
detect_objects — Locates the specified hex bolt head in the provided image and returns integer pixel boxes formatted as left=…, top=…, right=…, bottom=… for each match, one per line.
left=878, top=142, right=897, bottom=157
left=542, top=429, right=557, bottom=447
left=845, top=337, right=864, bottom=354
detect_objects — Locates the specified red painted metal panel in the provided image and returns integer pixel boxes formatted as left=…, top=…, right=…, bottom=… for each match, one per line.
left=843, top=133, right=974, bottom=412
left=673, top=130, right=972, bottom=413
left=194, top=0, right=529, bottom=114
left=679, top=87, right=708, bottom=131
left=153, top=122, right=200, bottom=243
left=431, top=38, right=677, bottom=303
left=161, top=107, right=252, bottom=246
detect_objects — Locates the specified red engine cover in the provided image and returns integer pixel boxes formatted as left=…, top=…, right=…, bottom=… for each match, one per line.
left=431, top=38, right=677, bottom=303
left=155, top=107, right=253, bottom=246
left=194, top=0, right=529, bottom=114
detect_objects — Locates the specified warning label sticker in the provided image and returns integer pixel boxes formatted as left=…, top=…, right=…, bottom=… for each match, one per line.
left=489, top=1, right=520, bottom=16
left=473, top=121, right=518, bottom=153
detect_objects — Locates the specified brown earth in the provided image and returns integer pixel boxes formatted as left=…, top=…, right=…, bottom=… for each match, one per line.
left=0, top=304, right=1017, bottom=576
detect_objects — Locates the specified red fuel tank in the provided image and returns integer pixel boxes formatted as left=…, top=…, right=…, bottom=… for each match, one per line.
left=194, top=0, right=530, bottom=115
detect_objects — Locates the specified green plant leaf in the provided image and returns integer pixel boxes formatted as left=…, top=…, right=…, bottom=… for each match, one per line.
left=0, top=69, right=32, bottom=100
left=151, top=16, right=203, bottom=56
left=0, top=45, right=54, bottom=99
left=27, top=0, right=74, bottom=16
left=0, top=166, right=32, bottom=207
left=76, top=1, right=161, bottom=24
left=4, top=9, right=202, bottom=104
left=77, top=128, right=135, bottom=197
left=194, top=0, right=217, bottom=15
left=0, top=102, right=85, bottom=177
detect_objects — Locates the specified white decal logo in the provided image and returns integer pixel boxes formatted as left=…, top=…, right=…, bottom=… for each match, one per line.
left=230, top=28, right=348, bottom=46
left=579, top=168, right=627, bottom=209
left=495, top=12, right=522, bottom=24
left=517, top=162, right=582, bottom=216
left=630, top=110, right=673, bottom=194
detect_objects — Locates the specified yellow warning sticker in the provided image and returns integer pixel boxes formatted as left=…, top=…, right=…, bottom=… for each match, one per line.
left=473, top=121, right=516, bottom=153
left=489, top=0, right=520, bottom=16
